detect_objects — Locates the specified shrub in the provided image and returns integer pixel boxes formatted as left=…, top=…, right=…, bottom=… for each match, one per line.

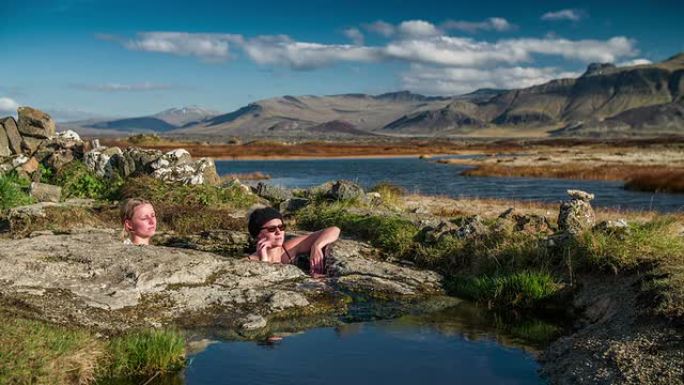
left=53, top=161, right=121, bottom=200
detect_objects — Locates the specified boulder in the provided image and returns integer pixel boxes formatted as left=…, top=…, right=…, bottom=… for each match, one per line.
left=513, top=214, right=553, bottom=233
left=19, top=157, right=39, bottom=174
left=279, top=197, right=310, bottom=213
left=17, top=106, right=56, bottom=138
left=150, top=149, right=192, bottom=170
left=330, top=180, right=364, bottom=201
left=84, top=147, right=123, bottom=179
left=0, top=125, right=10, bottom=157
left=0, top=117, right=23, bottom=154
left=558, top=189, right=596, bottom=233
left=256, top=182, right=293, bottom=202
left=152, top=157, right=219, bottom=185
left=29, top=182, right=62, bottom=203
left=326, top=239, right=444, bottom=297
left=54, top=130, right=81, bottom=141
left=21, top=136, right=46, bottom=154
left=45, top=149, right=75, bottom=172
left=122, top=147, right=163, bottom=175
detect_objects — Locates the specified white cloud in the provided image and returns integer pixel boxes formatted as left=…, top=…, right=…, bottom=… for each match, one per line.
left=401, top=64, right=581, bottom=95
left=343, top=28, right=364, bottom=46
left=397, top=20, right=441, bottom=38
left=71, top=82, right=174, bottom=92
left=242, top=35, right=382, bottom=70
left=0, top=97, right=20, bottom=113
left=442, top=17, right=516, bottom=33
left=384, top=36, right=636, bottom=67
left=362, top=20, right=395, bottom=37
left=617, top=58, right=652, bottom=67
left=541, top=9, right=583, bottom=22
left=124, top=32, right=244, bottom=61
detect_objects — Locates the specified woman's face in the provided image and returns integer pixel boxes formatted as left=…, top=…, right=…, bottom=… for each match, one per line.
left=258, top=218, right=285, bottom=247
left=125, top=203, right=157, bottom=239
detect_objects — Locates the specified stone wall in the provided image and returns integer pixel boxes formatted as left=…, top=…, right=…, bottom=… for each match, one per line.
left=0, top=106, right=219, bottom=188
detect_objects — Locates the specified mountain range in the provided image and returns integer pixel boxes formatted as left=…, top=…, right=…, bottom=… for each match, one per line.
left=63, top=53, right=684, bottom=138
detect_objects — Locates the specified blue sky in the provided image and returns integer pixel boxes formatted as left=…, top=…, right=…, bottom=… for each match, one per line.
left=1, top=0, right=683, bottom=121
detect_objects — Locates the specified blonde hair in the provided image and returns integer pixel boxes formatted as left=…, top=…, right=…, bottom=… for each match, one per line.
left=120, top=198, right=152, bottom=240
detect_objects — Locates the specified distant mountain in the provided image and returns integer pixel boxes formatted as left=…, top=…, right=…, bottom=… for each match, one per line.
left=62, top=105, right=220, bottom=134
left=60, top=52, right=684, bottom=138
left=174, top=92, right=453, bottom=137
left=380, top=53, right=684, bottom=136
left=152, top=106, right=221, bottom=127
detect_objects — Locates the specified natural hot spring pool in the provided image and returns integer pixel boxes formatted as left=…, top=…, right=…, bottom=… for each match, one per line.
left=112, top=301, right=559, bottom=385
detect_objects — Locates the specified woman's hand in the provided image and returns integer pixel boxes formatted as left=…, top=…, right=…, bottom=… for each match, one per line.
left=310, top=246, right=325, bottom=277
left=256, top=237, right=272, bottom=262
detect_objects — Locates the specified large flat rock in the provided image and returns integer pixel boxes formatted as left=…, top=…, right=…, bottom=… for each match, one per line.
left=0, top=229, right=445, bottom=332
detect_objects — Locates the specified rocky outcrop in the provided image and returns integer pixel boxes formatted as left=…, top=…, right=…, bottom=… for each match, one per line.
left=0, top=229, right=446, bottom=331
left=0, top=106, right=219, bottom=186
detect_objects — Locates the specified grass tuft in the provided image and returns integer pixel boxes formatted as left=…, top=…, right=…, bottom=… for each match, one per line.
left=0, top=171, right=34, bottom=210
left=104, top=329, right=186, bottom=377
left=447, top=271, right=561, bottom=309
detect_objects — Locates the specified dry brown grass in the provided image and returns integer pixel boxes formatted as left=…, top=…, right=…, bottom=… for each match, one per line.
left=460, top=163, right=684, bottom=182
left=625, top=170, right=684, bottom=193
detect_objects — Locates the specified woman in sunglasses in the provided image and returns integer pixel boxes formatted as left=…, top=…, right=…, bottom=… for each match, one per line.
left=247, top=206, right=340, bottom=277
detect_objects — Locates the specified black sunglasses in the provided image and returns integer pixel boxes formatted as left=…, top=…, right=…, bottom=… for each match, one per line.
left=261, top=224, right=286, bottom=233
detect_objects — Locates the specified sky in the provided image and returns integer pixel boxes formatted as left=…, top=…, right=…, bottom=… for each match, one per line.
left=1, top=0, right=683, bottom=121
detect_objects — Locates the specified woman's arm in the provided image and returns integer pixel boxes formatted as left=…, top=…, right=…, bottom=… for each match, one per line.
left=284, top=226, right=341, bottom=274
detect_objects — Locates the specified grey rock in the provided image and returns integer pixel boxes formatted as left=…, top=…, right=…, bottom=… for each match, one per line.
left=0, top=117, right=23, bottom=154
left=558, top=193, right=596, bottom=234
left=21, top=136, right=46, bottom=154
left=240, top=314, right=267, bottom=331
left=29, top=182, right=62, bottom=203
left=326, top=239, right=444, bottom=296
left=256, top=182, right=293, bottom=202
left=150, top=149, right=192, bottom=170
left=45, top=150, right=75, bottom=172
left=152, top=157, right=219, bottom=185
left=567, top=189, right=595, bottom=202
left=0, top=124, right=10, bottom=157
left=268, top=291, right=310, bottom=310
left=279, top=197, right=310, bottom=213
left=17, top=106, right=55, bottom=138
left=330, top=180, right=364, bottom=201
left=455, top=215, right=486, bottom=239
left=513, top=214, right=552, bottom=233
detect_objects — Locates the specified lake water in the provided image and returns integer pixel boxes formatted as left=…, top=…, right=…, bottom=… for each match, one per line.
left=135, top=302, right=554, bottom=385
left=216, top=156, right=684, bottom=212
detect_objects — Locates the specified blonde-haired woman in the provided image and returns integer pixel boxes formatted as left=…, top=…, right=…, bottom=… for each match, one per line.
left=120, top=198, right=157, bottom=245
